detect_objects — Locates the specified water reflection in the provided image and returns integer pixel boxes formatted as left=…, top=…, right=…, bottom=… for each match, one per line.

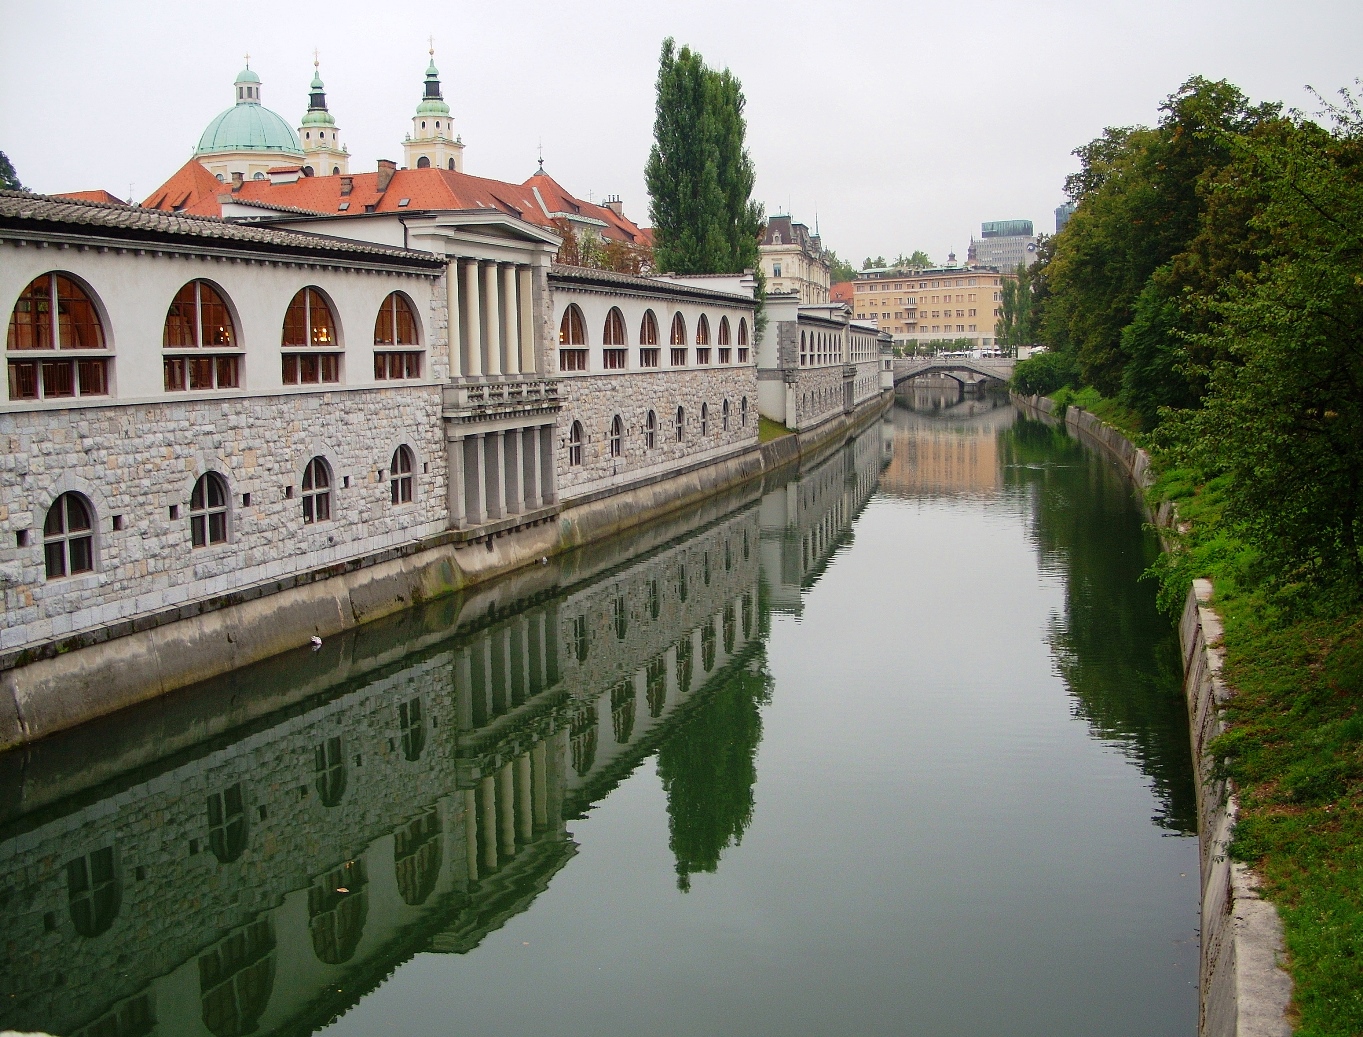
left=0, top=430, right=888, bottom=1037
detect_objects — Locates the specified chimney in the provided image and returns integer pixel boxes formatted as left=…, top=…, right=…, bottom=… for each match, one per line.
left=340, top=176, right=353, bottom=197
left=230, top=171, right=243, bottom=193
left=376, top=159, right=397, bottom=193
left=603, top=194, right=624, bottom=218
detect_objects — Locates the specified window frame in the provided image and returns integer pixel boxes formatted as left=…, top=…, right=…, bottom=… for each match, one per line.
left=43, top=491, right=95, bottom=579
left=281, top=287, right=342, bottom=386
left=7, top=272, right=112, bottom=402
left=373, top=292, right=424, bottom=382
left=189, top=471, right=230, bottom=548
left=390, top=445, right=415, bottom=505
left=609, top=414, right=623, bottom=459
left=301, top=456, right=332, bottom=524
left=568, top=420, right=584, bottom=466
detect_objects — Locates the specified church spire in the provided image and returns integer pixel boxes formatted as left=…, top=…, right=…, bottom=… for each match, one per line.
left=298, top=53, right=348, bottom=177
left=404, top=42, right=464, bottom=173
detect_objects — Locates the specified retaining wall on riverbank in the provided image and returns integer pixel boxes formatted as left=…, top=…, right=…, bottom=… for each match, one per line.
left=0, top=392, right=892, bottom=751
left=1012, top=391, right=1293, bottom=1037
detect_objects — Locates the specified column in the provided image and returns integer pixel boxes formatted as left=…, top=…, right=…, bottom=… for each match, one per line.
left=446, top=434, right=466, bottom=528
left=497, top=762, right=516, bottom=857
left=518, top=265, right=536, bottom=374
left=516, top=752, right=533, bottom=844
left=483, top=262, right=502, bottom=377
left=480, top=636, right=495, bottom=720
left=447, top=260, right=462, bottom=378
left=522, top=423, right=541, bottom=510
left=463, top=434, right=486, bottom=525
left=501, top=264, right=520, bottom=376
left=504, top=428, right=524, bottom=515
left=461, top=260, right=482, bottom=378
left=538, top=425, right=557, bottom=505
left=479, top=775, right=498, bottom=871
left=485, top=430, right=505, bottom=520
left=463, top=788, right=479, bottom=882
left=531, top=740, right=548, bottom=830
left=454, top=647, right=474, bottom=730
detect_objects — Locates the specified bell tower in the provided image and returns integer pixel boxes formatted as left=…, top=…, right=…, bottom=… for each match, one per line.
left=298, top=55, right=349, bottom=177
left=402, top=44, right=464, bottom=173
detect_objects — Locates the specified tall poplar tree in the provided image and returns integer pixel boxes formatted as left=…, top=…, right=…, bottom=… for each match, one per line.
left=646, top=39, right=764, bottom=276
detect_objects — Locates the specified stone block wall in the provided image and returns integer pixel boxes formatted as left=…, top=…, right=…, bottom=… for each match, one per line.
left=0, top=385, right=448, bottom=652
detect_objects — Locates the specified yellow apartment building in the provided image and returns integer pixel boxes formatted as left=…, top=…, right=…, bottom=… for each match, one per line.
left=852, top=266, right=1008, bottom=351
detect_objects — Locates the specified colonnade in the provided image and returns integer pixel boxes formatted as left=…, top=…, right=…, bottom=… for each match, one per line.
left=462, top=728, right=567, bottom=882
left=449, top=259, right=537, bottom=379
left=452, top=608, right=561, bottom=730
left=447, top=423, right=557, bottom=527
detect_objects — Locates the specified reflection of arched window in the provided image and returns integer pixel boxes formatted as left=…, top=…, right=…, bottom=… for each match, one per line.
left=703, top=551, right=711, bottom=585
left=400, top=696, right=425, bottom=761
left=611, top=680, right=635, bottom=744
left=301, top=456, right=331, bottom=524
left=676, top=636, right=694, bottom=694
left=67, top=846, right=119, bottom=937
left=724, top=540, right=732, bottom=571
left=394, top=808, right=443, bottom=907
left=208, top=782, right=248, bottom=863
left=648, top=578, right=660, bottom=620
left=7, top=272, right=109, bottom=400
left=164, top=280, right=239, bottom=391
left=677, top=563, right=688, bottom=603
left=614, top=595, right=628, bottom=640
left=645, top=409, right=656, bottom=450
left=724, top=604, right=736, bottom=653
left=568, top=421, right=583, bottom=466
left=572, top=614, right=589, bottom=662
left=571, top=705, right=598, bottom=777
left=609, top=414, right=623, bottom=459
left=390, top=445, right=414, bottom=505
left=308, top=860, right=368, bottom=965
left=742, top=592, right=753, bottom=638
left=314, top=736, right=347, bottom=806
left=190, top=472, right=230, bottom=547
left=281, top=288, right=340, bottom=384
left=44, top=492, right=94, bottom=579
left=701, top=623, right=716, bottom=672
left=646, top=657, right=667, bottom=717
left=743, top=529, right=750, bottom=560
left=199, top=918, right=276, bottom=1037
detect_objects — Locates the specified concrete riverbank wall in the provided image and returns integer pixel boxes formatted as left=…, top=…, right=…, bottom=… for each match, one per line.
left=1012, top=391, right=1293, bottom=1037
left=0, top=392, right=892, bottom=751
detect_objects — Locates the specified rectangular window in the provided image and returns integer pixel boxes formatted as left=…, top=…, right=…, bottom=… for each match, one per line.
left=639, top=347, right=660, bottom=368
left=696, top=347, right=711, bottom=365
left=559, top=348, right=587, bottom=372
left=737, top=347, right=749, bottom=363
left=8, top=360, right=38, bottom=399
left=5, top=357, right=108, bottom=400
left=282, top=353, right=341, bottom=384
left=670, top=347, right=687, bottom=367
left=718, top=347, right=731, bottom=364
left=603, top=348, right=627, bottom=370
left=374, top=351, right=423, bottom=379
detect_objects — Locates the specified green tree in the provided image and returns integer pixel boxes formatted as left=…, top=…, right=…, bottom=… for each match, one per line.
left=0, top=151, right=21, bottom=191
left=894, top=250, right=933, bottom=268
left=995, top=261, right=1035, bottom=349
left=825, top=250, right=857, bottom=284
left=862, top=255, right=886, bottom=269
left=646, top=38, right=764, bottom=277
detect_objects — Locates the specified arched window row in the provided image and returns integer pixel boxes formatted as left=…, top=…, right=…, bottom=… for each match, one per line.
left=553, top=302, right=752, bottom=373
left=6, top=273, right=427, bottom=401
left=30, top=444, right=422, bottom=580
left=562, top=395, right=747, bottom=467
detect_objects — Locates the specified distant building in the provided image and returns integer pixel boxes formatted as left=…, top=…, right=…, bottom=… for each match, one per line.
left=759, top=215, right=829, bottom=304
left=852, top=266, right=1006, bottom=350
left=968, top=219, right=1038, bottom=270
left=1055, top=201, right=1076, bottom=234
left=830, top=281, right=854, bottom=306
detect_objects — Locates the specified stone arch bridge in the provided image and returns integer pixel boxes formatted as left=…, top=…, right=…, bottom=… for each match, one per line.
left=892, top=356, right=1014, bottom=389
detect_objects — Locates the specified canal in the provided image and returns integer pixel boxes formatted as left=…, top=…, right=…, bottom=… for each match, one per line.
left=0, top=392, right=1200, bottom=1037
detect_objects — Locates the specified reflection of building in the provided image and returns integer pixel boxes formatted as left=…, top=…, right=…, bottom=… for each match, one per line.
left=759, top=423, right=889, bottom=615
left=0, top=499, right=762, bottom=1037
left=760, top=215, right=829, bottom=304
left=878, top=396, right=1015, bottom=496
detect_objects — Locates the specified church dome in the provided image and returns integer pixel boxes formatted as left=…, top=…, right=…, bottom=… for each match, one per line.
left=196, top=66, right=304, bottom=157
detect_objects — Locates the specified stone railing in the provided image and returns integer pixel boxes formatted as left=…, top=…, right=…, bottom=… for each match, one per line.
left=443, top=376, right=561, bottom=422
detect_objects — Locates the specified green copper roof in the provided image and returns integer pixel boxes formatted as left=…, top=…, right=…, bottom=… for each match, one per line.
left=235, top=66, right=261, bottom=85
left=197, top=75, right=303, bottom=157
left=416, top=57, right=451, bottom=117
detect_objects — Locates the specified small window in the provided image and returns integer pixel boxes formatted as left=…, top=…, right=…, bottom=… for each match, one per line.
left=390, top=446, right=414, bottom=504
left=559, top=348, right=587, bottom=372
left=737, top=318, right=748, bottom=346
left=701, top=402, right=709, bottom=436
left=609, top=415, right=623, bottom=459
left=696, top=347, right=711, bottom=365
left=675, top=406, right=684, bottom=442
left=568, top=421, right=583, bottom=466
left=640, top=310, right=659, bottom=346
left=695, top=314, right=710, bottom=346
left=190, top=472, right=229, bottom=547
left=639, top=347, right=659, bottom=368
left=718, top=316, right=731, bottom=346
left=722, top=398, right=730, bottom=431
left=669, top=312, right=686, bottom=346
left=603, top=308, right=626, bottom=346
left=645, top=409, right=656, bottom=450
left=741, top=396, right=749, bottom=427
left=43, top=492, right=94, bottom=579
left=559, top=305, right=586, bottom=345
left=603, top=349, right=627, bottom=369
left=314, top=736, right=347, bottom=806
left=301, top=457, right=331, bottom=524
left=670, top=347, right=687, bottom=367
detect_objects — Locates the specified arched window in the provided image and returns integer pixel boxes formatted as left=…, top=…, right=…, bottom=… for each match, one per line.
left=314, top=736, right=346, bottom=806
left=670, top=312, right=686, bottom=345
left=700, top=402, right=709, bottom=436
left=190, top=472, right=229, bottom=547
left=416, top=155, right=431, bottom=169
left=7, top=272, right=109, bottom=400
left=695, top=314, right=710, bottom=345
left=163, top=280, right=240, bottom=391
left=559, top=305, right=587, bottom=371
left=718, top=316, right=731, bottom=345
left=568, top=420, right=583, bottom=466
left=640, top=310, right=658, bottom=345
left=448, top=158, right=456, bottom=171
left=675, top=405, right=685, bottom=442
left=390, top=445, right=415, bottom=504
left=44, top=492, right=94, bottom=579
left=645, top=409, right=657, bottom=450
left=301, top=457, right=331, bottom=524
left=281, top=288, right=340, bottom=384
left=603, top=308, right=626, bottom=345
left=737, top=317, right=749, bottom=362
left=722, top=398, right=730, bottom=431
left=67, top=846, right=119, bottom=938
left=741, top=396, right=749, bottom=427
left=374, top=292, right=422, bottom=380
left=207, top=783, right=248, bottom=863
left=609, top=414, right=623, bottom=458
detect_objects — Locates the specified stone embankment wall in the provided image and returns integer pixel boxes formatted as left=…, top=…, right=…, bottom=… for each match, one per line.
left=1012, top=391, right=1293, bottom=1037
left=0, top=391, right=892, bottom=750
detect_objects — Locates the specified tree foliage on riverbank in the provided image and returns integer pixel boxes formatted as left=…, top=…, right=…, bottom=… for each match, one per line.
left=1016, top=74, right=1363, bottom=1031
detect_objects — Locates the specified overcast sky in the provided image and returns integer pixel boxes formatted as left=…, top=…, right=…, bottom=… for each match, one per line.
left=3, top=1, right=1360, bottom=265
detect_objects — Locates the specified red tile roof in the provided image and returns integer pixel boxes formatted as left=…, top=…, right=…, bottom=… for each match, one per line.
left=142, top=160, right=648, bottom=244
left=55, top=190, right=128, bottom=205
left=830, top=281, right=855, bottom=304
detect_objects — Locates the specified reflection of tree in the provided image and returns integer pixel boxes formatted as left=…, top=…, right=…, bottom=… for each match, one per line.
left=656, top=663, right=773, bottom=890
left=1001, top=416, right=1196, bottom=832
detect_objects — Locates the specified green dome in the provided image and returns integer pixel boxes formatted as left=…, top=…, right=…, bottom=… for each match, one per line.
left=235, top=66, right=261, bottom=85
left=197, top=102, right=304, bottom=155
left=416, top=57, right=451, bottom=117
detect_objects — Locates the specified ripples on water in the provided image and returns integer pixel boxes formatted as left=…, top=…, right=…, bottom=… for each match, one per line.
left=0, top=388, right=1199, bottom=1037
